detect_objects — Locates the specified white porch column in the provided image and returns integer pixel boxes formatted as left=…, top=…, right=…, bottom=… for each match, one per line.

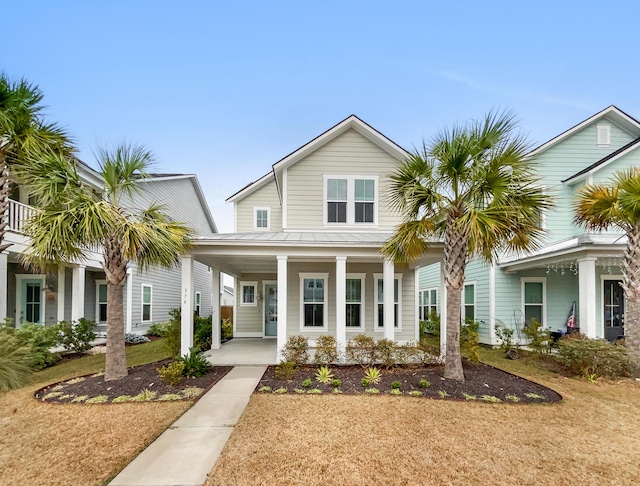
left=211, top=267, right=221, bottom=350
left=71, top=265, right=86, bottom=322
left=335, top=256, right=347, bottom=359
left=489, top=264, right=496, bottom=345
left=277, top=256, right=288, bottom=361
left=439, top=263, right=447, bottom=357
left=180, top=255, right=194, bottom=356
left=578, top=257, right=597, bottom=338
left=57, top=266, right=65, bottom=322
left=126, top=267, right=133, bottom=333
left=383, top=259, right=395, bottom=341
left=0, top=252, right=7, bottom=322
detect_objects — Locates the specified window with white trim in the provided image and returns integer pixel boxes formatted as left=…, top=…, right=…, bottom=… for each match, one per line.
left=300, top=274, right=328, bottom=328
left=240, top=281, right=257, bottom=306
left=254, top=207, right=270, bottom=230
left=142, top=284, right=152, bottom=322
left=463, top=283, right=475, bottom=322
left=325, top=176, right=377, bottom=225
left=96, top=281, right=107, bottom=323
left=346, top=274, right=365, bottom=328
left=374, top=274, right=402, bottom=329
left=522, top=279, right=546, bottom=326
left=597, top=123, right=611, bottom=146
left=419, top=288, right=437, bottom=321
left=195, top=291, right=201, bottom=316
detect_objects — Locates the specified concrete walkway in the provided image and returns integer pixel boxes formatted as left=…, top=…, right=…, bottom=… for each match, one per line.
left=204, top=338, right=278, bottom=366
left=109, top=365, right=266, bottom=486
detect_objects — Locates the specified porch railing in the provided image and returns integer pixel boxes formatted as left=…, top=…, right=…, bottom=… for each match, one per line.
left=6, top=199, right=36, bottom=234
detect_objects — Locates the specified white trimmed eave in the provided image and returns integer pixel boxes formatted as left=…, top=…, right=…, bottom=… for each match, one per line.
left=226, top=171, right=276, bottom=203
left=499, top=234, right=627, bottom=273
left=563, top=142, right=640, bottom=185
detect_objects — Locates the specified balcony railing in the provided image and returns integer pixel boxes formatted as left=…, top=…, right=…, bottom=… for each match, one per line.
left=6, top=199, right=37, bottom=234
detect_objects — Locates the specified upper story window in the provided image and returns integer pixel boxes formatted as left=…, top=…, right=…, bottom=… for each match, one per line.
left=325, top=176, right=377, bottom=225
left=254, top=207, right=270, bottom=231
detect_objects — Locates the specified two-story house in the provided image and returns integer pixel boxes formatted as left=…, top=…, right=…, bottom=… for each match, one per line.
left=1, top=166, right=217, bottom=334
left=179, top=115, right=443, bottom=359
left=419, top=106, right=640, bottom=345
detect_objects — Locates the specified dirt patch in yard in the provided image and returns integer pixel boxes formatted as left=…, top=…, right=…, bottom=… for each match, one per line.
left=35, top=360, right=232, bottom=403
left=257, top=360, right=561, bottom=403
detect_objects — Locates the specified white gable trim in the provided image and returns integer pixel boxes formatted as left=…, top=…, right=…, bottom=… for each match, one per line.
left=563, top=142, right=640, bottom=185
left=527, top=106, right=640, bottom=158
left=226, top=172, right=275, bottom=203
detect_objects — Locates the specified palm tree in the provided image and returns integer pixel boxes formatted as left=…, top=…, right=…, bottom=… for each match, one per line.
left=383, top=111, right=552, bottom=381
left=20, top=144, right=193, bottom=381
left=574, top=168, right=640, bottom=363
left=0, top=74, right=72, bottom=252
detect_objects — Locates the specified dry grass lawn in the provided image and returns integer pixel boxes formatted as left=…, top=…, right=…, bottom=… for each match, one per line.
left=207, top=352, right=640, bottom=486
left=0, top=340, right=191, bottom=486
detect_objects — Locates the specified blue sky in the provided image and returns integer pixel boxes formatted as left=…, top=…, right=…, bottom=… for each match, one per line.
left=3, top=1, right=639, bottom=232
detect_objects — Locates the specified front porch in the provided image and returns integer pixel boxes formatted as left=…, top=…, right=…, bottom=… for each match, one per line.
left=203, top=338, right=278, bottom=365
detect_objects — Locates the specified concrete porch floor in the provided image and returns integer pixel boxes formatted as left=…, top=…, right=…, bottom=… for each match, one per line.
left=203, top=338, right=278, bottom=365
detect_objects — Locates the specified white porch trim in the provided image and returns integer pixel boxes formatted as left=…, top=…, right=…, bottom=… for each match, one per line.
left=0, top=252, right=8, bottom=322
left=57, top=266, right=65, bottom=322
left=180, top=255, right=194, bottom=356
left=71, top=265, right=86, bottom=322
left=383, top=259, right=395, bottom=341
left=335, top=256, right=347, bottom=359
left=211, top=267, right=221, bottom=349
left=439, top=264, right=447, bottom=358
left=126, top=268, right=133, bottom=333
left=578, top=257, right=598, bottom=338
left=15, top=274, right=46, bottom=326
left=276, top=256, right=288, bottom=361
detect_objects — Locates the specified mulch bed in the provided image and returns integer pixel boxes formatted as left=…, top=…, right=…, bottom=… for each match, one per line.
left=256, top=360, right=562, bottom=403
left=35, top=360, right=232, bottom=404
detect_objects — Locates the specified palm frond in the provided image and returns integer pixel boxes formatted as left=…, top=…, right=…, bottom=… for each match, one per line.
left=574, top=183, right=621, bottom=231
left=96, top=143, right=154, bottom=205
left=382, top=218, right=435, bottom=264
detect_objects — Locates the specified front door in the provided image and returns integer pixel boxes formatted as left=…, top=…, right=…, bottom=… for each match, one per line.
left=603, top=279, right=624, bottom=341
left=21, top=279, right=43, bottom=325
left=264, top=284, right=277, bottom=337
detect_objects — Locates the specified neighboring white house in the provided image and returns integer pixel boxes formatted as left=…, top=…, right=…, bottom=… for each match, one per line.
left=221, top=285, right=234, bottom=307
left=179, top=115, right=443, bottom=358
left=419, top=106, right=640, bottom=345
left=1, top=167, right=218, bottom=333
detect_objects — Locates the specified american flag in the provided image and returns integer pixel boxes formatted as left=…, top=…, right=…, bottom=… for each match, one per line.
left=566, top=301, right=577, bottom=328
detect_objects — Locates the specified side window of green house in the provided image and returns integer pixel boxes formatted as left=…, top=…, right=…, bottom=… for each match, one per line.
left=463, top=283, right=475, bottom=321
left=142, top=284, right=152, bottom=322
left=522, top=279, right=545, bottom=326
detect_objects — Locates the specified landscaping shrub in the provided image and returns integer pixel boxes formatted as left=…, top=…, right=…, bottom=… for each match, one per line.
left=313, top=335, right=338, bottom=365
left=1, top=322, right=61, bottom=370
left=147, top=321, right=171, bottom=337
left=281, top=335, right=309, bottom=365
left=157, top=361, right=185, bottom=385
left=57, top=318, right=96, bottom=353
left=423, top=311, right=440, bottom=337
left=461, top=318, right=480, bottom=364
left=274, top=360, right=299, bottom=380
left=176, top=348, right=211, bottom=377
left=163, top=319, right=181, bottom=358
left=346, top=334, right=377, bottom=367
left=194, top=315, right=212, bottom=351
left=521, top=318, right=552, bottom=354
left=0, top=332, right=33, bottom=391
left=221, top=318, right=233, bottom=341
left=495, top=323, right=517, bottom=352
left=315, top=366, right=334, bottom=384
left=124, top=333, right=150, bottom=344
left=375, top=338, right=397, bottom=368
left=555, top=334, right=635, bottom=379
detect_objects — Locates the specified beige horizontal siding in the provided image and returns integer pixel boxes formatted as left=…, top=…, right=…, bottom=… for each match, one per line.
left=235, top=180, right=282, bottom=233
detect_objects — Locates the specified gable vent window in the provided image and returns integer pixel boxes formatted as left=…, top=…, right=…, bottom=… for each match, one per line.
left=597, top=124, right=610, bottom=146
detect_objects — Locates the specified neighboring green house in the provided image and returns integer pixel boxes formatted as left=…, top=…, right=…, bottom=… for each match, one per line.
left=419, top=106, right=640, bottom=345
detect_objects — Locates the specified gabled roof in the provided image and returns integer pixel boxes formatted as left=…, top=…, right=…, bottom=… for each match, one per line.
left=527, top=105, right=640, bottom=157
left=135, top=173, right=218, bottom=233
left=562, top=136, right=640, bottom=183
left=227, top=115, right=410, bottom=203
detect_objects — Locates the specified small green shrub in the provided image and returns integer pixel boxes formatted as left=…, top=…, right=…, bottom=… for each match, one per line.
left=375, top=339, right=397, bottom=368
left=131, top=389, right=157, bottom=402
left=418, top=378, right=431, bottom=389
left=112, top=395, right=133, bottom=403
left=221, top=318, right=233, bottom=341
left=157, top=361, right=185, bottom=385
left=163, top=318, right=181, bottom=357
left=259, top=386, right=272, bottom=393
left=480, top=395, right=501, bottom=403
left=438, top=390, right=449, bottom=398
left=390, top=381, right=402, bottom=390
left=294, top=388, right=305, bottom=394
left=307, top=388, right=322, bottom=394
left=315, top=366, right=334, bottom=384
left=181, top=387, right=204, bottom=398
left=365, top=388, right=380, bottom=394
left=275, top=360, right=299, bottom=380
left=86, top=395, right=109, bottom=404
left=361, top=377, right=371, bottom=387
left=124, top=333, right=150, bottom=344
left=0, top=332, right=33, bottom=391
left=555, top=335, right=634, bottom=378
left=461, top=319, right=480, bottom=364
left=301, top=378, right=312, bottom=388
left=147, top=321, right=171, bottom=337
left=332, top=388, right=342, bottom=394
left=346, top=334, right=377, bottom=367
left=330, top=379, right=342, bottom=388
left=505, top=394, right=520, bottom=402
left=522, top=318, right=552, bottom=354
left=313, top=335, right=338, bottom=365
left=194, top=315, right=212, bottom=351
left=158, top=394, right=182, bottom=401
left=363, top=367, right=382, bottom=385
left=273, top=387, right=288, bottom=394
left=462, top=393, right=477, bottom=400
left=57, top=318, right=96, bottom=353
left=281, top=335, right=309, bottom=365
left=424, top=311, right=441, bottom=337
left=495, top=324, right=517, bottom=352
left=176, top=348, right=211, bottom=377
left=524, top=392, right=543, bottom=399
left=409, top=390, right=422, bottom=396
left=390, top=388, right=402, bottom=396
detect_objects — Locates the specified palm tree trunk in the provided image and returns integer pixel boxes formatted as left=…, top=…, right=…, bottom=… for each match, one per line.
left=622, top=225, right=640, bottom=366
left=104, top=234, right=128, bottom=381
left=443, top=215, right=468, bottom=381
left=0, top=158, right=11, bottom=253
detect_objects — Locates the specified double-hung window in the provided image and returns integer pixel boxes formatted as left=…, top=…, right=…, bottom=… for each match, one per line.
left=195, top=292, right=201, bottom=316
left=346, top=274, right=364, bottom=328
left=522, top=278, right=546, bottom=326
left=300, top=274, right=328, bottom=328
left=96, top=281, right=107, bottom=323
left=325, top=176, right=377, bottom=225
left=463, top=283, right=475, bottom=322
left=240, top=282, right=257, bottom=306
left=419, top=288, right=437, bottom=321
left=142, top=284, right=152, bottom=322
left=374, top=274, right=401, bottom=329
left=254, top=207, right=270, bottom=230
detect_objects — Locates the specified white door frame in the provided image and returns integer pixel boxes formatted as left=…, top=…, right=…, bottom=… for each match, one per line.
left=263, top=280, right=277, bottom=339
left=15, top=274, right=46, bottom=327
left=601, top=275, right=624, bottom=339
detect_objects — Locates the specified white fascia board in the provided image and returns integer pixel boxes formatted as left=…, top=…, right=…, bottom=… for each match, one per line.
left=527, top=106, right=640, bottom=158
left=226, top=171, right=275, bottom=203
left=563, top=143, right=640, bottom=186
